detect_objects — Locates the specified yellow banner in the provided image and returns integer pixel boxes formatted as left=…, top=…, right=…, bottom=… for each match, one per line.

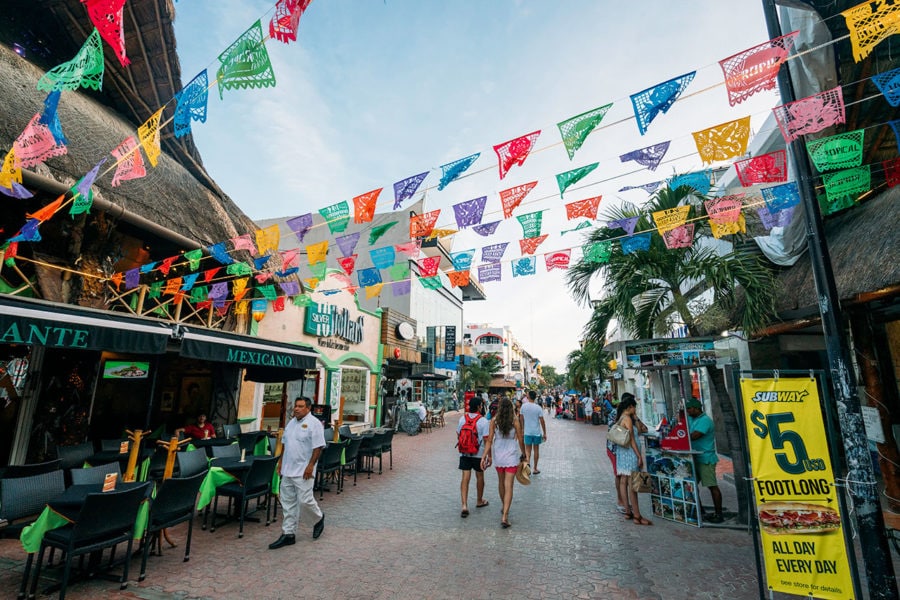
left=740, top=377, right=854, bottom=600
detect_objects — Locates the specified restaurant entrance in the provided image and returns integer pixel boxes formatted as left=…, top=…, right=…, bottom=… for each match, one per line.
left=0, top=345, right=32, bottom=465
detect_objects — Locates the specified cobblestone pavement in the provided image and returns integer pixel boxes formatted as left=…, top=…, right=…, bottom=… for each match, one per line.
left=1, top=414, right=766, bottom=599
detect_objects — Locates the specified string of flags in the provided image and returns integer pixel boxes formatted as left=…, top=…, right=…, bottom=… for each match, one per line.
left=2, top=0, right=899, bottom=317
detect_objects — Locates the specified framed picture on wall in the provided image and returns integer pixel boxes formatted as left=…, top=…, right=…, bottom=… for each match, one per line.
left=160, top=390, right=175, bottom=412
left=179, top=377, right=211, bottom=416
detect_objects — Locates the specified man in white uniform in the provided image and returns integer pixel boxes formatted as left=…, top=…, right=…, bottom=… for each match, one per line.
left=269, top=397, right=326, bottom=549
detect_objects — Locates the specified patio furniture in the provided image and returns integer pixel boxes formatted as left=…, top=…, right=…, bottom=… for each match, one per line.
left=1, top=460, right=61, bottom=479
left=210, top=444, right=241, bottom=460
left=380, top=428, right=396, bottom=470
left=315, top=441, right=345, bottom=500
left=209, top=456, right=277, bottom=537
left=70, top=462, right=121, bottom=486
left=139, top=471, right=206, bottom=581
left=99, top=439, right=129, bottom=453
left=222, top=423, right=242, bottom=439
left=357, top=431, right=386, bottom=478
left=340, top=436, right=363, bottom=487
left=175, top=449, right=209, bottom=478
left=238, top=431, right=267, bottom=456
left=56, top=443, right=94, bottom=471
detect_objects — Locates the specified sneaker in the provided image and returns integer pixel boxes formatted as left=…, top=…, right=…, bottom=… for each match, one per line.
left=268, top=534, right=295, bottom=549
left=312, top=516, right=325, bottom=539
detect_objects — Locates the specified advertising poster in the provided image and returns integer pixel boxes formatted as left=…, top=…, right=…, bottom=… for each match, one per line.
left=739, top=377, right=854, bottom=599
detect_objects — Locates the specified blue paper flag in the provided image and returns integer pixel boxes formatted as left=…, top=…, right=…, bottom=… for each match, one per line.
left=173, top=70, right=209, bottom=138
left=511, top=256, right=537, bottom=277
left=181, top=273, right=200, bottom=291
left=761, top=182, right=800, bottom=213
left=621, top=233, right=652, bottom=254
left=139, top=262, right=158, bottom=274
left=208, top=242, right=235, bottom=265
left=891, top=120, right=900, bottom=148
left=253, top=255, right=272, bottom=270
left=393, top=171, right=429, bottom=209
left=358, top=267, right=382, bottom=287
left=669, top=171, right=712, bottom=196
left=450, top=249, right=475, bottom=271
left=9, top=219, right=42, bottom=242
left=276, top=267, right=299, bottom=277
left=39, top=91, right=68, bottom=145
left=873, top=67, right=900, bottom=107
left=619, top=181, right=661, bottom=194
left=370, top=246, right=396, bottom=270
left=630, top=72, right=696, bottom=135
left=438, top=153, right=480, bottom=190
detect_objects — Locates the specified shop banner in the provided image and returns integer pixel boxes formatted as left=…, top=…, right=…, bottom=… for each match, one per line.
left=739, top=377, right=854, bottom=600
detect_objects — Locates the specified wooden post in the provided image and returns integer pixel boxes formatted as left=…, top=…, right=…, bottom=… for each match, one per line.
left=123, top=429, right=144, bottom=482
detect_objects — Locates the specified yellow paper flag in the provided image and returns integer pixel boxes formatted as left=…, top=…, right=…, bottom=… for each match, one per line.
left=138, top=108, right=164, bottom=167
left=710, top=214, right=746, bottom=238
left=364, top=283, right=383, bottom=299
left=255, top=224, right=281, bottom=256
left=842, top=1, right=900, bottom=62
left=692, top=116, right=751, bottom=164
left=306, top=241, right=329, bottom=265
left=652, top=205, right=690, bottom=234
left=0, top=148, right=22, bottom=188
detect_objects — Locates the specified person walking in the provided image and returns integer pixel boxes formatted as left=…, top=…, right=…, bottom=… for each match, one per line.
left=614, top=394, right=652, bottom=526
left=686, top=397, right=723, bottom=523
left=519, top=390, right=546, bottom=474
left=269, top=397, right=326, bottom=549
left=457, top=395, right=491, bottom=517
left=481, top=397, right=526, bottom=528
left=606, top=400, right=627, bottom=514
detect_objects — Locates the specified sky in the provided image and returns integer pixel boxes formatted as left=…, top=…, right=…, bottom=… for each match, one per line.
left=172, top=1, right=781, bottom=371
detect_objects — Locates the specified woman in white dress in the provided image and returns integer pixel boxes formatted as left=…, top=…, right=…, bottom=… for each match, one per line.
left=481, top=397, right=527, bottom=528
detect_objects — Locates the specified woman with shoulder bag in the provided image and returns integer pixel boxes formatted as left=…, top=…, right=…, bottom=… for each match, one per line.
left=481, top=397, right=527, bottom=529
left=614, top=394, right=652, bottom=525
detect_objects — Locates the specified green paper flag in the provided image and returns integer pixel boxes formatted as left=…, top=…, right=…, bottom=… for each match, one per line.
left=419, top=275, right=442, bottom=290
left=369, top=221, right=398, bottom=245
left=293, top=293, right=312, bottom=307
left=310, top=261, right=327, bottom=280
left=37, top=28, right=105, bottom=92
left=389, top=262, right=410, bottom=281
left=148, top=281, right=163, bottom=299
left=184, top=249, right=203, bottom=271
left=822, top=165, right=870, bottom=202
left=557, top=104, right=613, bottom=160
left=516, top=211, right=544, bottom=239
left=583, top=241, right=612, bottom=264
left=69, top=187, right=93, bottom=217
left=190, top=286, right=209, bottom=303
left=216, top=20, right=277, bottom=99
left=227, top=262, right=253, bottom=277
left=806, top=129, right=864, bottom=172
left=818, top=193, right=856, bottom=216
left=319, top=201, right=351, bottom=234
left=562, top=221, right=592, bottom=235
left=557, top=163, right=599, bottom=198
left=258, top=284, right=278, bottom=300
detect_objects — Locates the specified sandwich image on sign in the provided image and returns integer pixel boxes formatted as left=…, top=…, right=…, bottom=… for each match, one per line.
left=757, top=502, right=841, bottom=535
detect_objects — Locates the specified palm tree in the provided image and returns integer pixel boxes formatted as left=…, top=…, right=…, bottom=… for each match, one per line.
left=567, top=183, right=778, bottom=523
left=459, top=352, right=503, bottom=392
left=566, top=338, right=610, bottom=396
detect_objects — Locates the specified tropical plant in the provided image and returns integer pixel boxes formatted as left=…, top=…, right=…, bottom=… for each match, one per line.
left=566, top=339, right=610, bottom=396
left=459, top=352, right=503, bottom=391
left=566, top=182, right=778, bottom=523
left=539, top=365, right=565, bottom=388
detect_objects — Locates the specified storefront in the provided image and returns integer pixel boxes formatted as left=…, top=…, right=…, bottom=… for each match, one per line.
left=0, top=294, right=317, bottom=465
left=252, top=270, right=384, bottom=429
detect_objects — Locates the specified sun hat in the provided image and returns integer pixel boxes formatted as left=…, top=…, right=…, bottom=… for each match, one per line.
left=515, top=461, right=532, bottom=485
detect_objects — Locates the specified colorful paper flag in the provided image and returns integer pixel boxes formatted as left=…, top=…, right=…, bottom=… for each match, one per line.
left=565, top=196, right=602, bottom=221
left=493, top=130, right=541, bottom=179
left=110, top=136, right=146, bottom=187
left=620, top=142, right=670, bottom=171
left=280, top=249, right=300, bottom=270
left=806, top=129, right=865, bottom=172
left=410, top=209, right=440, bottom=238
left=516, top=211, right=544, bottom=239
left=173, top=70, right=209, bottom=138
left=389, top=262, right=410, bottom=281
left=392, top=280, right=411, bottom=296
left=662, top=224, right=695, bottom=249
left=619, top=181, right=661, bottom=194
left=773, top=87, right=845, bottom=143
left=822, top=165, right=870, bottom=202
left=842, top=1, right=900, bottom=62
left=447, top=270, right=471, bottom=288
left=652, top=205, right=690, bottom=234
left=370, top=246, right=396, bottom=269
left=14, top=114, right=67, bottom=168
left=419, top=275, right=443, bottom=290
left=621, top=233, right=652, bottom=254
left=478, top=263, right=502, bottom=283
left=184, top=249, right=203, bottom=271
left=338, top=255, right=357, bottom=276
left=669, top=171, right=712, bottom=196
left=873, top=67, right=900, bottom=106
left=692, top=116, right=751, bottom=164
left=557, top=163, right=599, bottom=198
left=418, top=256, right=441, bottom=277
left=203, top=267, right=222, bottom=283
left=0, top=182, right=33, bottom=199
left=473, top=221, right=501, bottom=237
left=364, top=283, right=384, bottom=299
left=69, top=158, right=107, bottom=217
left=216, top=21, right=276, bottom=99
left=368, top=221, right=397, bottom=245
left=583, top=241, right=612, bottom=264
left=709, top=216, right=746, bottom=239
left=36, top=28, right=105, bottom=92
left=757, top=205, right=794, bottom=230
left=231, top=234, right=258, bottom=256
left=255, top=224, right=280, bottom=256
left=228, top=262, right=254, bottom=277
left=306, top=241, right=328, bottom=265
left=512, top=256, right=537, bottom=277
left=450, top=249, right=475, bottom=271
left=125, top=268, right=140, bottom=290
left=39, top=91, right=68, bottom=145
left=439, top=153, right=480, bottom=190
left=631, top=72, right=696, bottom=135
left=353, top=188, right=381, bottom=223
left=453, top=196, right=487, bottom=229
left=544, top=250, right=571, bottom=271
left=719, top=32, right=798, bottom=106
left=481, top=243, right=508, bottom=264
left=733, top=150, right=787, bottom=186
left=83, top=0, right=129, bottom=66
left=557, top=104, right=613, bottom=160
left=9, top=219, right=42, bottom=243
left=181, top=273, right=199, bottom=291
left=608, top=217, right=639, bottom=236
left=761, top=182, right=800, bottom=213
left=393, top=171, right=429, bottom=209
left=395, top=240, right=421, bottom=259
left=500, top=182, right=537, bottom=219
left=280, top=280, right=301, bottom=297
left=0, top=149, right=22, bottom=189
left=286, top=214, right=313, bottom=243
left=319, top=201, right=350, bottom=234
left=26, top=195, right=64, bottom=223
left=158, top=256, right=178, bottom=277
left=232, top=278, right=249, bottom=300
left=519, top=235, right=548, bottom=256
left=561, top=221, right=592, bottom=235
left=704, top=195, right=744, bottom=224
left=270, top=0, right=312, bottom=44
left=208, top=242, right=234, bottom=265
left=138, top=108, right=164, bottom=168
left=884, top=157, right=900, bottom=188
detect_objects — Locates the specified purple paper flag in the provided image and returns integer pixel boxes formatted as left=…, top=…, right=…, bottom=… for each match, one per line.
left=286, top=213, right=313, bottom=243
left=125, top=268, right=140, bottom=290
left=473, top=221, right=501, bottom=237
left=208, top=282, right=229, bottom=300
left=392, top=279, right=411, bottom=296
left=757, top=205, right=795, bottom=230
left=619, top=141, right=670, bottom=171
left=621, top=233, right=652, bottom=254
left=608, top=217, right=639, bottom=236
left=393, top=171, right=429, bottom=209
left=336, top=232, right=362, bottom=257
left=76, top=158, right=108, bottom=200
left=481, top=242, right=509, bottom=263
left=453, top=196, right=487, bottom=229
left=478, top=262, right=502, bottom=283
left=619, top=181, right=661, bottom=194
left=0, top=182, right=34, bottom=199
left=279, top=280, right=301, bottom=296
left=9, top=219, right=42, bottom=242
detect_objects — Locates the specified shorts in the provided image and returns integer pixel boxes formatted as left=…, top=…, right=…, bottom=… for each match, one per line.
left=524, top=434, right=543, bottom=446
left=495, top=466, right=517, bottom=474
left=458, top=456, right=483, bottom=471
left=695, top=462, right=718, bottom=487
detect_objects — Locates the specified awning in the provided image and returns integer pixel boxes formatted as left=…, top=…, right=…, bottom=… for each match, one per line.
left=0, top=295, right=172, bottom=354
left=489, top=376, right=517, bottom=389
left=178, top=326, right=318, bottom=383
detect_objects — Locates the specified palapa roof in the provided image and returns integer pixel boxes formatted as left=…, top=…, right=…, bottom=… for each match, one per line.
left=0, top=0, right=256, bottom=246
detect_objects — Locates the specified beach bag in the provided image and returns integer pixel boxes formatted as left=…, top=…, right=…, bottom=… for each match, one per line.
left=607, top=419, right=631, bottom=447
left=631, top=471, right=652, bottom=493
left=456, top=414, right=481, bottom=455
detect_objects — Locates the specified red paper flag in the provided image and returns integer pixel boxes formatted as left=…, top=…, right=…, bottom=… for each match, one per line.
left=203, top=267, right=221, bottom=283
left=519, top=235, right=548, bottom=255
left=544, top=250, right=571, bottom=271
left=565, top=196, right=602, bottom=220
left=500, top=181, right=538, bottom=218
left=272, top=297, right=286, bottom=312
left=353, top=188, right=382, bottom=223
left=493, top=131, right=540, bottom=179
left=418, top=256, right=441, bottom=277
left=82, top=0, right=130, bottom=66
left=410, top=209, right=440, bottom=238
left=158, top=256, right=178, bottom=276
left=338, top=255, right=357, bottom=276
left=884, top=157, right=900, bottom=188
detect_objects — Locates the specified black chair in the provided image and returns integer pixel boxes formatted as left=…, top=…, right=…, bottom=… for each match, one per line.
left=175, top=448, right=209, bottom=478
left=357, top=431, right=385, bottom=479
left=340, top=436, right=363, bottom=487
left=70, top=462, right=121, bottom=486
left=315, top=441, right=346, bottom=500
left=2, top=459, right=61, bottom=479
left=100, top=439, right=129, bottom=452
left=56, top=443, right=94, bottom=471
left=0, top=470, right=65, bottom=600
left=238, top=431, right=266, bottom=455
left=30, top=482, right=152, bottom=600
left=210, top=444, right=241, bottom=460
left=139, top=472, right=206, bottom=582
left=380, top=428, right=396, bottom=470
left=338, top=424, right=352, bottom=438
left=222, top=423, right=242, bottom=439
left=323, top=428, right=334, bottom=443
left=210, top=456, right=277, bottom=537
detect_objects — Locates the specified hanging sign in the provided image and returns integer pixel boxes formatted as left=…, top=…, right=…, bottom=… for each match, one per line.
left=739, top=376, right=855, bottom=600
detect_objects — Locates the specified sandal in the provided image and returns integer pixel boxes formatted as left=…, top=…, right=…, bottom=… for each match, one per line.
left=476, top=500, right=490, bottom=508
left=532, top=469, right=541, bottom=474
left=461, top=509, right=469, bottom=518
left=501, top=519, right=510, bottom=529
left=623, top=512, right=633, bottom=520
left=633, top=517, right=653, bottom=526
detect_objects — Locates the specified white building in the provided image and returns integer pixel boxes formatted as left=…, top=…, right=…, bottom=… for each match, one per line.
left=463, top=323, right=538, bottom=391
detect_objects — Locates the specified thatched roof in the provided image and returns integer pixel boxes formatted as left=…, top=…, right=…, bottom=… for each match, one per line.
left=0, top=0, right=256, bottom=245
left=773, top=186, right=900, bottom=318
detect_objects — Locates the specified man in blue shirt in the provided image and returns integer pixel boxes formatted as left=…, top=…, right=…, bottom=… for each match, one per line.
left=686, top=398, right=723, bottom=523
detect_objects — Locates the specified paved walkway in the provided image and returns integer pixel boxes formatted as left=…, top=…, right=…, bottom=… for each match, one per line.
left=1, top=413, right=763, bottom=599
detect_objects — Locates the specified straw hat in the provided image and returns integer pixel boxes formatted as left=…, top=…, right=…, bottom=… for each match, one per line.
left=515, top=461, right=532, bottom=485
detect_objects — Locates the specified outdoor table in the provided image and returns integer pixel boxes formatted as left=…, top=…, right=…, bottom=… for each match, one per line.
left=86, top=448, right=154, bottom=481
left=197, top=456, right=262, bottom=511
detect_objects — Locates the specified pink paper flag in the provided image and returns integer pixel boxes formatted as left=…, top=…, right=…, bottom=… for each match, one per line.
left=705, top=195, right=744, bottom=224
left=544, top=250, right=571, bottom=271
left=500, top=181, right=538, bottom=219
left=493, top=131, right=540, bottom=180
left=733, top=150, right=787, bottom=186
left=232, top=234, right=258, bottom=255
left=719, top=32, right=798, bottom=106
left=110, top=136, right=146, bottom=187
left=14, top=114, right=68, bottom=168
left=773, top=87, right=845, bottom=143
left=280, top=249, right=300, bottom=270
left=662, top=224, right=695, bottom=249
left=395, top=240, right=421, bottom=259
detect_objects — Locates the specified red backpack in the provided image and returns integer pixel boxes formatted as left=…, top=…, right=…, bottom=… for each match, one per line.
left=457, top=414, right=482, bottom=455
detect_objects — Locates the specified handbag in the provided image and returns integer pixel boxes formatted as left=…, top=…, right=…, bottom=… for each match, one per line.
left=515, top=461, right=532, bottom=486
left=607, top=419, right=631, bottom=447
left=631, top=471, right=651, bottom=494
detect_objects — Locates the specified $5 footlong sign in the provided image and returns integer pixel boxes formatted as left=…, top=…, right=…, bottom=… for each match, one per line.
left=740, top=377, right=855, bottom=600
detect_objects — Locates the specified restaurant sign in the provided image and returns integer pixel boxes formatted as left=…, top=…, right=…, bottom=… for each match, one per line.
left=304, top=302, right=365, bottom=344
left=625, top=338, right=716, bottom=370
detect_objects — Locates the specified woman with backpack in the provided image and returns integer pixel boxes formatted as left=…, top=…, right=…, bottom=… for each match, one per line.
left=481, top=397, right=527, bottom=528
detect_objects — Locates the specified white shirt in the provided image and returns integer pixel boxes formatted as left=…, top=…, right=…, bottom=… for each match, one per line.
left=520, top=401, right=544, bottom=437
left=417, top=405, right=427, bottom=422
left=281, top=413, right=326, bottom=478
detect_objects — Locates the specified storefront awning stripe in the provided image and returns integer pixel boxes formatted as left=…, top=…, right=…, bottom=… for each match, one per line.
left=179, top=328, right=318, bottom=376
